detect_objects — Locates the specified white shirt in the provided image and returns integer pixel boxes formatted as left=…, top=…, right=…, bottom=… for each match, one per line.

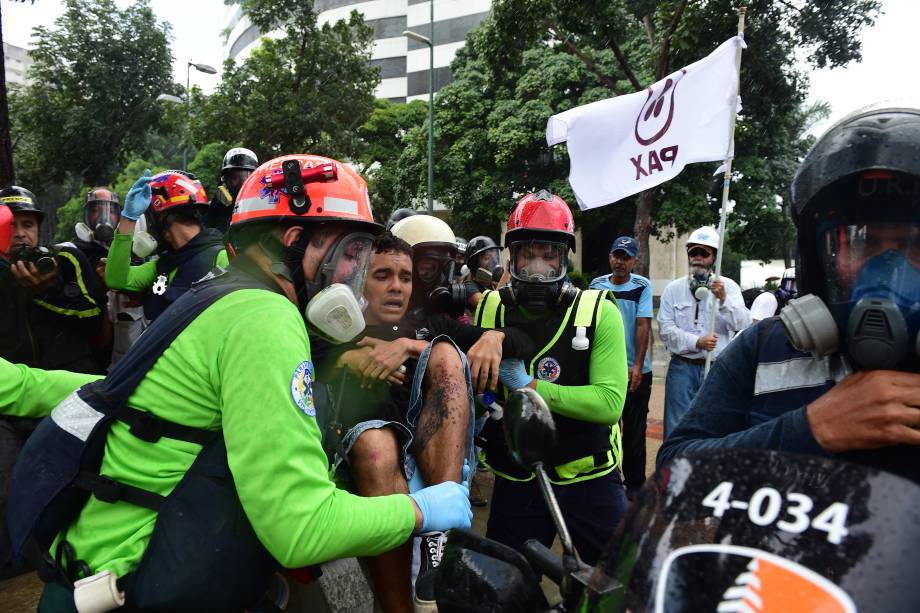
left=657, top=275, right=751, bottom=360
left=750, top=291, right=778, bottom=322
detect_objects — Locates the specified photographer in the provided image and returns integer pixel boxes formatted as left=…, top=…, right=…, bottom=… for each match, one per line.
left=657, top=226, right=750, bottom=439
left=0, top=186, right=104, bottom=578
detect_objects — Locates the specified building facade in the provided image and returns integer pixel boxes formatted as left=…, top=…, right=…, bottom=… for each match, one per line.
left=222, top=0, right=492, bottom=102
left=4, top=42, right=33, bottom=89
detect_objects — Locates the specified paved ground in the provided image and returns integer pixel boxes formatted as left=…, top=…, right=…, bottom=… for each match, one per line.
left=0, top=381, right=667, bottom=611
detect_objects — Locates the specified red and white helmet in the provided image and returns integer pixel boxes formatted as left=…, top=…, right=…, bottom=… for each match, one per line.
left=231, top=154, right=379, bottom=234
left=149, top=170, right=208, bottom=216
left=506, top=189, right=576, bottom=251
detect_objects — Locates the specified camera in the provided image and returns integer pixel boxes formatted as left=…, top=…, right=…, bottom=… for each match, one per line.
left=8, top=244, right=57, bottom=275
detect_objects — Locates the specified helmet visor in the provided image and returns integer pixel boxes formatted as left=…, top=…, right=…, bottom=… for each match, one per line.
left=84, top=202, right=121, bottom=229
left=476, top=247, right=502, bottom=273
left=510, top=240, right=567, bottom=283
left=818, top=222, right=920, bottom=344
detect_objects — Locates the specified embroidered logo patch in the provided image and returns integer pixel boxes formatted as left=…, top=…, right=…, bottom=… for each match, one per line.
left=290, top=360, right=315, bottom=417
left=536, top=357, right=562, bottom=382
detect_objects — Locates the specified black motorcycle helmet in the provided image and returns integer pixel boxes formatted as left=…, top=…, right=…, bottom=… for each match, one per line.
left=787, top=104, right=920, bottom=370
left=0, top=185, right=43, bottom=223
left=221, top=147, right=258, bottom=176
left=386, top=207, right=418, bottom=232
left=467, top=236, right=501, bottom=269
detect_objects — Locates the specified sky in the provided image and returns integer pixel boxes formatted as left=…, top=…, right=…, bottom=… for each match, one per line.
left=3, top=0, right=919, bottom=125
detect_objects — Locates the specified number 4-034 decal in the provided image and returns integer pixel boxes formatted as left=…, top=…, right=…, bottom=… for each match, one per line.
left=701, top=481, right=849, bottom=545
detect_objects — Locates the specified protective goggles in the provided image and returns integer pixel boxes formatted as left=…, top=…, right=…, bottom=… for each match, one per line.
left=84, top=202, right=121, bottom=229
left=510, top=240, right=568, bottom=283
left=415, top=250, right=456, bottom=285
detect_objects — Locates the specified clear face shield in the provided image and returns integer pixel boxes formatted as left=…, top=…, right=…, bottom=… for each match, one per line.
left=415, top=249, right=456, bottom=287
left=304, top=232, right=375, bottom=344
left=510, top=240, right=567, bottom=284
left=819, top=221, right=920, bottom=369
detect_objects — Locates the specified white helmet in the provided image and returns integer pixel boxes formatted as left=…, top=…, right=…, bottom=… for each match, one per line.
left=686, top=226, right=720, bottom=251
left=391, top=215, right=456, bottom=252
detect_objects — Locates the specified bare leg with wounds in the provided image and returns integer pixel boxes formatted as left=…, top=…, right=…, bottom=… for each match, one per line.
left=350, top=428, right=413, bottom=613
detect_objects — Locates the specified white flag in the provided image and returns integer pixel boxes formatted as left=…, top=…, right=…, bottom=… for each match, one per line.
left=546, top=36, right=745, bottom=210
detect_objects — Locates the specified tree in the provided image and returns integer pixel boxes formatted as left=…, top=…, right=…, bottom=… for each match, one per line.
left=0, top=0, right=38, bottom=187
left=355, top=99, right=428, bottom=222
left=13, top=0, right=173, bottom=188
left=191, top=1, right=379, bottom=163
left=394, top=0, right=880, bottom=274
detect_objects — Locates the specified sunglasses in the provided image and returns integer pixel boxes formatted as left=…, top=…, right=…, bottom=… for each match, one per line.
left=687, top=247, right=713, bottom=258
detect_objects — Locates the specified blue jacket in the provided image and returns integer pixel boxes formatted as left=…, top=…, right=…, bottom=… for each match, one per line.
left=658, top=318, right=920, bottom=485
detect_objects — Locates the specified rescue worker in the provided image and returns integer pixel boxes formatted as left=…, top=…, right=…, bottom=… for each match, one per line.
left=204, top=147, right=259, bottom=233
left=5, top=155, right=472, bottom=611
left=104, top=169, right=228, bottom=322
left=474, top=189, right=629, bottom=566
left=0, top=188, right=104, bottom=579
left=750, top=267, right=797, bottom=323
left=659, top=104, right=920, bottom=485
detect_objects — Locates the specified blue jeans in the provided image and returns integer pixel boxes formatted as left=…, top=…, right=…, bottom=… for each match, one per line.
left=664, top=356, right=705, bottom=440
left=336, top=335, right=477, bottom=488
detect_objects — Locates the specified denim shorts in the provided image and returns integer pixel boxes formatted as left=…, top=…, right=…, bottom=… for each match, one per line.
left=334, top=335, right=477, bottom=489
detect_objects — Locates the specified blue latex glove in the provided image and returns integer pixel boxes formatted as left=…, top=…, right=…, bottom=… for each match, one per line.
left=407, top=466, right=426, bottom=494
left=499, top=358, right=534, bottom=390
left=122, top=170, right=153, bottom=221
left=409, top=462, right=472, bottom=533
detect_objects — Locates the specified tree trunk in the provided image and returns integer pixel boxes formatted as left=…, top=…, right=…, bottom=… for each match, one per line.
left=633, top=189, right=654, bottom=277
left=0, top=3, right=16, bottom=187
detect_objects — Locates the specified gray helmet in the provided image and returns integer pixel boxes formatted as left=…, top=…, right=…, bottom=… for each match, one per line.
left=791, top=104, right=920, bottom=299
left=0, top=185, right=43, bottom=223
left=386, top=207, right=418, bottom=231
left=221, top=147, right=258, bottom=175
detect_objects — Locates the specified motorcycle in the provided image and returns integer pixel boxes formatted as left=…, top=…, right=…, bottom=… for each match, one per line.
left=435, top=389, right=920, bottom=612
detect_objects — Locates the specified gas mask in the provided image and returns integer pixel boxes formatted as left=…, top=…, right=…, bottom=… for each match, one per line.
left=283, top=230, right=374, bottom=344
left=501, top=240, right=576, bottom=314
left=413, top=249, right=463, bottom=315
left=688, top=265, right=713, bottom=301
left=472, top=247, right=503, bottom=290
left=77, top=201, right=121, bottom=247
left=780, top=223, right=920, bottom=371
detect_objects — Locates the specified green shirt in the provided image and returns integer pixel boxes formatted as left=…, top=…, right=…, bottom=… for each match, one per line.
left=0, top=359, right=99, bottom=417
left=48, top=287, right=415, bottom=577
left=534, top=299, right=628, bottom=425
left=104, top=232, right=230, bottom=292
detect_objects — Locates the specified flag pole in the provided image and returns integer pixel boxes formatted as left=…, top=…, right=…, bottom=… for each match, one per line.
left=704, top=6, right=746, bottom=376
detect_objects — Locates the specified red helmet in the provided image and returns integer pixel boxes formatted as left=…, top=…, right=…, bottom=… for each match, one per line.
left=0, top=205, right=12, bottom=255
left=149, top=170, right=208, bottom=216
left=231, top=154, right=380, bottom=234
left=506, top=189, right=576, bottom=251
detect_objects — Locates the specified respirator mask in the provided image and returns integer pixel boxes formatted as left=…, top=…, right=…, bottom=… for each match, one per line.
left=688, top=264, right=713, bottom=301
left=780, top=222, right=920, bottom=371
left=283, top=230, right=374, bottom=344
left=414, top=248, right=462, bottom=315
left=472, top=247, right=504, bottom=289
left=502, top=240, right=575, bottom=314
left=77, top=201, right=121, bottom=246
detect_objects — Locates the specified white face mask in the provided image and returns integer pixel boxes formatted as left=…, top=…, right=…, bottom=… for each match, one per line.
left=304, top=283, right=366, bottom=344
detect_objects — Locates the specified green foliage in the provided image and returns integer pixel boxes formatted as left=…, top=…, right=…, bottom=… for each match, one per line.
left=391, top=0, right=880, bottom=270
left=191, top=4, right=379, bottom=163
left=355, top=99, right=428, bottom=222
left=53, top=193, right=87, bottom=242
left=14, top=0, right=174, bottom=187
left=189, top=142, right=233, bottom=198
left=113, top=159, right=168, bottom=198
left=567, top=270, right=589, bottom=290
